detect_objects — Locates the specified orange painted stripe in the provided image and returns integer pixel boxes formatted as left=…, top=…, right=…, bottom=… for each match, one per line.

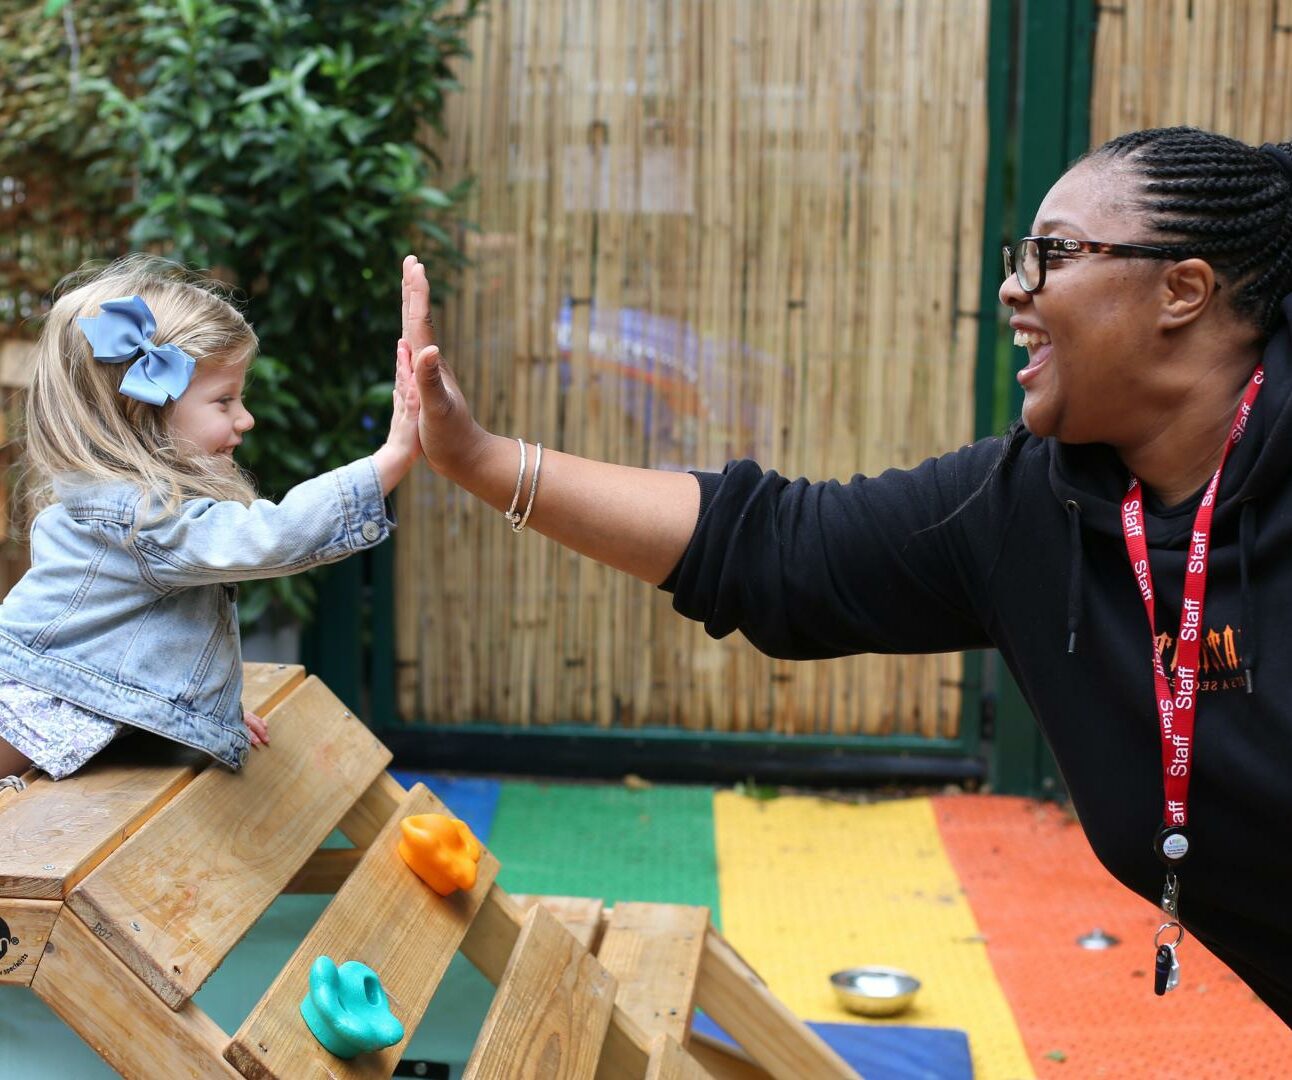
left=932, top=795, right=1289, bottom=1077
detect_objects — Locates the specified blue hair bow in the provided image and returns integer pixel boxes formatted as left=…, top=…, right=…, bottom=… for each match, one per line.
left=77, top=295, right=196, bottom=406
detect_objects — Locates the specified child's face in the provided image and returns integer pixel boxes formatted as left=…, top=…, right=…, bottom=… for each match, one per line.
left=169, top=361, right=255, bottom=460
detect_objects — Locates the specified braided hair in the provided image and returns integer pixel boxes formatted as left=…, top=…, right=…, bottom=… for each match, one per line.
left=1091, top=126, right=1292, bottom=337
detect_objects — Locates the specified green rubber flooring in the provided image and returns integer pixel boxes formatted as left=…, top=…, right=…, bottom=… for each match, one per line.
left=488, top=780, right=721, bottom=918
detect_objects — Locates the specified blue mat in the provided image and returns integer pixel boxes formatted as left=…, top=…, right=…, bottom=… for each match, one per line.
left=388, top=772, right=502, bottom=845
left=691, top=1013, right=973, bottom=1080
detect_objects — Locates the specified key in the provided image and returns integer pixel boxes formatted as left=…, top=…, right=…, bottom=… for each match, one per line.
left=1154, top=944, right=1172, bottom=995
left=1154, top=943, right=1180, bottom=995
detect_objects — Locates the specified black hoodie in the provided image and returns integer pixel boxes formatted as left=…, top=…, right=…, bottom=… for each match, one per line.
left=665, top=301, right=1292, bottom=1025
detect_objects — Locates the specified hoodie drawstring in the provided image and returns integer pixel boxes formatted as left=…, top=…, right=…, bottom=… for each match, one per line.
left=1239, top=500, right=1258, bottom=693
left=1066, top=499, right=1083, bottom=654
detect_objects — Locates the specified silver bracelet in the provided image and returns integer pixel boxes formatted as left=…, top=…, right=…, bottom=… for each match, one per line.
left=512, top=442, right=542, bottom=533
left=503, top=437, right=526, bottom=527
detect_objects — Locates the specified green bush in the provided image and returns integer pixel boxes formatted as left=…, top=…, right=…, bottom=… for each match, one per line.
left=93, top=0, right=481, bottom=622
left=0, top=0, right=141, bottom=313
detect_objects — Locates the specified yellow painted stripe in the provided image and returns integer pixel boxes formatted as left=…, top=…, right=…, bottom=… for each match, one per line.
left=714, top=792, right=1034, bottom=1079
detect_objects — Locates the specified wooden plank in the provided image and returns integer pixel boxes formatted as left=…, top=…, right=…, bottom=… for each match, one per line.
left=0, top=662, right=304, bottom=900
left=694, top=929, right=857, bottom=1080
left=67, top=675, right=389, bottom=1010
left=645, top=1035, right=715, bottom=1080
left=459, top=881, right=529, bottom=985
left=0, top=897, right=60, bottom=986
left=686, top=1033, right=770, bottom=1080
left=463, top=903, right=617, bottom=1080
left=460, top=885, right=655, bottom=1080
left=282, top=847, right=364, bottom=894
left=595, top=903, right=708, bottom=1043
left=32, top=909, right=238, bottom=1079
left=513, top=894, right=606, bottom=950
left=335, top=770, right=407, bottom=847
left=225, top=783, right=499, bottom=1079
left=240, top=662, right=308, bottom=717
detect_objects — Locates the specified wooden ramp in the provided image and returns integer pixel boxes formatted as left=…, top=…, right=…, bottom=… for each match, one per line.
left=0, top=664, right=860, bottom=1080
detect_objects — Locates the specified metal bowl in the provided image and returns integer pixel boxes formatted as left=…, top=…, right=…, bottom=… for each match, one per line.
left=829, top=966, right=921, bottom=1017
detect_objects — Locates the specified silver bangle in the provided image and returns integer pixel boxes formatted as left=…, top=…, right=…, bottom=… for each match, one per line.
left=512, top=442, right=542, bottom=533
left=503, top=437, right=526, bottom=527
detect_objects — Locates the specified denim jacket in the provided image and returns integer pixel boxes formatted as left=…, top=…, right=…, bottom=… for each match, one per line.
left=0, top=457, right=393, bottom=769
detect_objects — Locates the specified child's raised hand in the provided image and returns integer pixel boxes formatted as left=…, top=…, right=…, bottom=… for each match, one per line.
left=372, top=338, right=423, bottom=495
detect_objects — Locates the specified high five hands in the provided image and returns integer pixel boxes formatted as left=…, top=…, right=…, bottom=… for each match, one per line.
left=401, top=254, right=488, bottom=483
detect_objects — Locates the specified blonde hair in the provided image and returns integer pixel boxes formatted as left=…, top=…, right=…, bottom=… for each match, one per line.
left=23, top=254, right=259, bottom=521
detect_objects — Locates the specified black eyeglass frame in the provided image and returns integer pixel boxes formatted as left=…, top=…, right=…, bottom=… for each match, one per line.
left=1002, top=235, right=1179, bottom=294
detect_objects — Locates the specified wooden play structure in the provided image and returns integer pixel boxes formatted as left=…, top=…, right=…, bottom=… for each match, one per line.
left=0, top=664, right=860, bottom=1079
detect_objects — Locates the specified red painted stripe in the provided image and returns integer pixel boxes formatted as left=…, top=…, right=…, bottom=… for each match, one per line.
left=932, top=795, right=1288, bottom=1077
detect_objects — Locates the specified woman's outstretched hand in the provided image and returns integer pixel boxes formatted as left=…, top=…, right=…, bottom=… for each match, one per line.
left=398, top=253, right=700, bottom=585
left=402, top=254, right=489, bottom=482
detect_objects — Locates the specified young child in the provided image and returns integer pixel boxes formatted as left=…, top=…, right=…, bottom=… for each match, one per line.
left=0, top=255, right=421, bottom=785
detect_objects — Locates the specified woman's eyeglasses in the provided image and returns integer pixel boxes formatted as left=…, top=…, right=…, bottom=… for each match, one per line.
left=1002, top=235, right=1178, bottom=293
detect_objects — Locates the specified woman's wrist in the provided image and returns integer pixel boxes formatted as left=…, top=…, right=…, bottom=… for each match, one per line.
left=433, top=425, right=503, bottom=490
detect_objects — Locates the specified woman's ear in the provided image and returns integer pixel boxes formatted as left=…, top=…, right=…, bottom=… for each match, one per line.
left=1159, top=258, right=1216, bottom=330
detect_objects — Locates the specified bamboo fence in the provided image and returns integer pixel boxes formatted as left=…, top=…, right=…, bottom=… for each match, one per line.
left=1091, top=0, right=1292, bottom=146
left=396, top=0, right=992, bottom=739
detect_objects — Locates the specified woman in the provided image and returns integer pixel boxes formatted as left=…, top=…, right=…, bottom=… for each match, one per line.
left=403, top=126, right=1292, bottom=1025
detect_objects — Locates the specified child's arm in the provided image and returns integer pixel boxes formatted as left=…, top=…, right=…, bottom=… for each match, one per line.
left=134, top=458, right=391, bottom=587
left=132, top=343, right=417, bottom=588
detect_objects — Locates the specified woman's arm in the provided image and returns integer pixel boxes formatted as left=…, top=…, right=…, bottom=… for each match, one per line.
left=403, top=256, right=699, bottom=585
left=424, top=427, right=700, bottom=587
left=402, top=255, right=994, bottom=658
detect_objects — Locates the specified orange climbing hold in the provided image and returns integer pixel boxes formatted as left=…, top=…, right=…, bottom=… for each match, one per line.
left=397, top=813, right=483, bottom=895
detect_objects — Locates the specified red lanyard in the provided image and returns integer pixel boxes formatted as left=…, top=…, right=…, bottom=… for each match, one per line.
left=1120, top=365, right=1263, bottom=861
left=1120, top=365, right=1263, bottom=998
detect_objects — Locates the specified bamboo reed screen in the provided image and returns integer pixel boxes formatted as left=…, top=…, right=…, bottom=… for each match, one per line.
left=397, top=0, right=991, bottom=738
left=1091, top=0, right=1292, bottom=146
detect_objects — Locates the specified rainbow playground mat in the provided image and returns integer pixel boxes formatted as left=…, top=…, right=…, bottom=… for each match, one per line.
left=405, top=769, right=1292, bottom=1074
left=416, top=777, right=1291, bottom=1078
left=3, top=776, right=1289, bottom=1078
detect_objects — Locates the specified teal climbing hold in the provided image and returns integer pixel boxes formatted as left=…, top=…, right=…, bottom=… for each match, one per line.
left=299, top=956, right=405, bottom=1059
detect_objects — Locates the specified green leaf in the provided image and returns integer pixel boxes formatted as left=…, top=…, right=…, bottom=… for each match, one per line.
left=43, top=0, right=71, bottom=16
left=290, top=52, right=322, bottom=83
left=186, top=194, right=227, bottom=218
left=247, top=159, right=283, bottom=186
left=417, top=186, right=453, bottom=208
left=235, top=82, right=280, bottom=107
